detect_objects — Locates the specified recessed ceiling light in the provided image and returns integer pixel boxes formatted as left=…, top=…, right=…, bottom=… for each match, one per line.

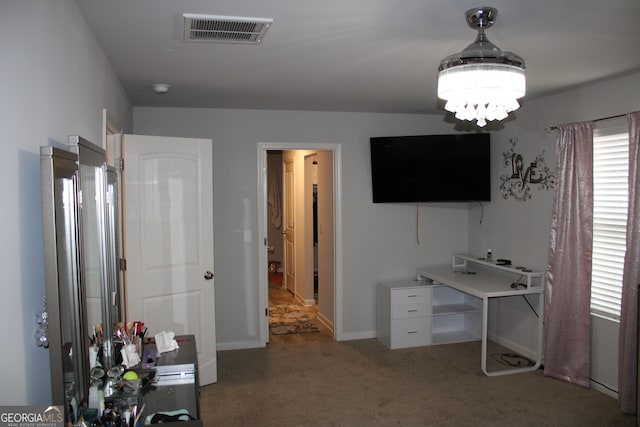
left=152, top=83, right=170, bottom=94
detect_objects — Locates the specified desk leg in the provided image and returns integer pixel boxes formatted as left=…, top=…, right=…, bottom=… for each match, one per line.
left=482, top=293, right=544, bottom=377
left=481, top=297, right=489, bottom=375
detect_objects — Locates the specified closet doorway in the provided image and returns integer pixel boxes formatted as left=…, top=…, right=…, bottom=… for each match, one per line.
left=257, top=143, right=342, bottom=346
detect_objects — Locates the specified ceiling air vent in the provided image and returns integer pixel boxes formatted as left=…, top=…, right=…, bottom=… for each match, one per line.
left=183, top=13, right=273, bottom=44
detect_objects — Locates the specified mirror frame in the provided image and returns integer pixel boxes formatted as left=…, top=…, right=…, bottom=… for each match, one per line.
left=40, top=146, right=89, bottom=419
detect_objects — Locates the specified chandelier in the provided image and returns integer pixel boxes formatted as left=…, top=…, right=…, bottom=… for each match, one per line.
left=437, top=7, right=525, bottom=127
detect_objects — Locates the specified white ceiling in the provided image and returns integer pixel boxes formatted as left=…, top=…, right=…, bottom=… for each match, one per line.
left=75, top=0, right=640, bottom=115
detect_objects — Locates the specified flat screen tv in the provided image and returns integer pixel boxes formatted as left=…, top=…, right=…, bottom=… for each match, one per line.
left=370, top=133, right=490, bottom=203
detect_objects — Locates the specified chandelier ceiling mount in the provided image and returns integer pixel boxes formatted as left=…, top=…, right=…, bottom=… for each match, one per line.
left=437, top=7, right=526, bottom=127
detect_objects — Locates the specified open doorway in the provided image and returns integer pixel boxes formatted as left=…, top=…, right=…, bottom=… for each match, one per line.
left=257, top=144, right=342, bottom=346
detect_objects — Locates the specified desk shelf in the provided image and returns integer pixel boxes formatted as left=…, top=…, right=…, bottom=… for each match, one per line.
left=432, top=330, right=480, bottom=345
left=430, top=284, right=481, bottom=345
left=452, top=253, right=544, bottom=289
left=432, top=303, right=480, bottom=316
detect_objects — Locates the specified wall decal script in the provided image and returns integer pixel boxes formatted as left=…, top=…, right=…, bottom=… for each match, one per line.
left=499, top=138, right=555, bottom=202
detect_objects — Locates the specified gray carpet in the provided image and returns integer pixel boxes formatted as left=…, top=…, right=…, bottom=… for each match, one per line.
left=200, top=339, right=634, bottom=426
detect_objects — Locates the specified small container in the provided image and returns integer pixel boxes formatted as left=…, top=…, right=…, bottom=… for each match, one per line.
left=486, top=249, right=493, bottom=262
left=88, top=385, right=99, bottom=409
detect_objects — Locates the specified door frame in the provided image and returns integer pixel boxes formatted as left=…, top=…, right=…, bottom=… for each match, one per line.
left=302, top=152, right=317, bottom=306
left=257, top=142, right=343, bottom=346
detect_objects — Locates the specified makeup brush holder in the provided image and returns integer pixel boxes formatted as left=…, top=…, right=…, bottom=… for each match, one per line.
left=121, top=343, right=141, bottom=368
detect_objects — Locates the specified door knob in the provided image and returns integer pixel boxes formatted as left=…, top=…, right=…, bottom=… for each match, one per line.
left=204, top=271, right=214, bottom=280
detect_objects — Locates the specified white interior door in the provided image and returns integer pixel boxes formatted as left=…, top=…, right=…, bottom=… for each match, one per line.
left=283, top=157, right=296, bottom=294
left=123, top=134, right=217, bottom=385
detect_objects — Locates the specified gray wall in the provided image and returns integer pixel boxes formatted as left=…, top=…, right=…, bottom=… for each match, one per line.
left=133, top=108, right=472, bottom=347
left=0, top=0, right=132, bottom=405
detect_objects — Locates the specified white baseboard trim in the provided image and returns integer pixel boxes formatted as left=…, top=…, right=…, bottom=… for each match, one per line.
left=317, top=312, right=334, bottom=332
left=487, top=333, right=538, bottom=362
left=216, top=340, right=262, bottom=351
left=338, top=330, right=376, bottom=341
left=590, top=380, right=618, bottom=399
left=292, top=291, right=315, bottom=307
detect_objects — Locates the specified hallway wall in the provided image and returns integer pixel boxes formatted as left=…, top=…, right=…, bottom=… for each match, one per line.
left=316, top=150, right=335, bottom=329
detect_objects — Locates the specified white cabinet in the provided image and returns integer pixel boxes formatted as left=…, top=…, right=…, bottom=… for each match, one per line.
left=431, top=285, right=481, bottom=344
left=376, top=280, right=432, bottom=349
left=376, top=279, right=481, bottom=349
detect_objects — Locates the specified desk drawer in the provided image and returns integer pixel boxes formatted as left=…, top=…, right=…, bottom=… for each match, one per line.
left=391, top=287, right=428, bottom=304
left=391, top=302, right=430, bottom=319
left=390, top=317, right=431, bottom=349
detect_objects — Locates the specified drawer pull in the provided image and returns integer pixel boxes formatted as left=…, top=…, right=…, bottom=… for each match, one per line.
left=407, top=309, right=418, bottom=312
left=407, top=294, right=418, bottom=298
left=407, top=330, right=418, bottom=334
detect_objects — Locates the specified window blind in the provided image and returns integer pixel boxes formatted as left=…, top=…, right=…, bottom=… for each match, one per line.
left=591, top=129, right=629, bottom=320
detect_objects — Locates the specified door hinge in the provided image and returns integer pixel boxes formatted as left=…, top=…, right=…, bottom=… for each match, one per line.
left=265, top=308, right=268, bottom=317
left=264, top=237, right=267, bottom=246
left=118, top=258, right=127, bottom=271
left=116, top=157, right=124, bottom=172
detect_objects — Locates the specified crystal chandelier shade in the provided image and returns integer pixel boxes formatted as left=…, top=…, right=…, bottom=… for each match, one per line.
left=437, top=7, right=526, bottom=127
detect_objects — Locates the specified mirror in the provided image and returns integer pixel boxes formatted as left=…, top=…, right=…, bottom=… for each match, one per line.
left=40, top=136, right=121, bottom=423
left=69, top=137, right=118, bottom=370
left=105, top=166, right=121, bottom=337
left=40, top=147, right=90, bottom=422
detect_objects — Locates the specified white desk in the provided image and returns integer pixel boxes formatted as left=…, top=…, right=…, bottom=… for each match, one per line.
left=417, top=254, right=545, bottom=376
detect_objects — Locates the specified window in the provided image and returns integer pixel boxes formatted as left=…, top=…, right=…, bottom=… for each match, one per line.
left=590, top=123, right=629, bottom=320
